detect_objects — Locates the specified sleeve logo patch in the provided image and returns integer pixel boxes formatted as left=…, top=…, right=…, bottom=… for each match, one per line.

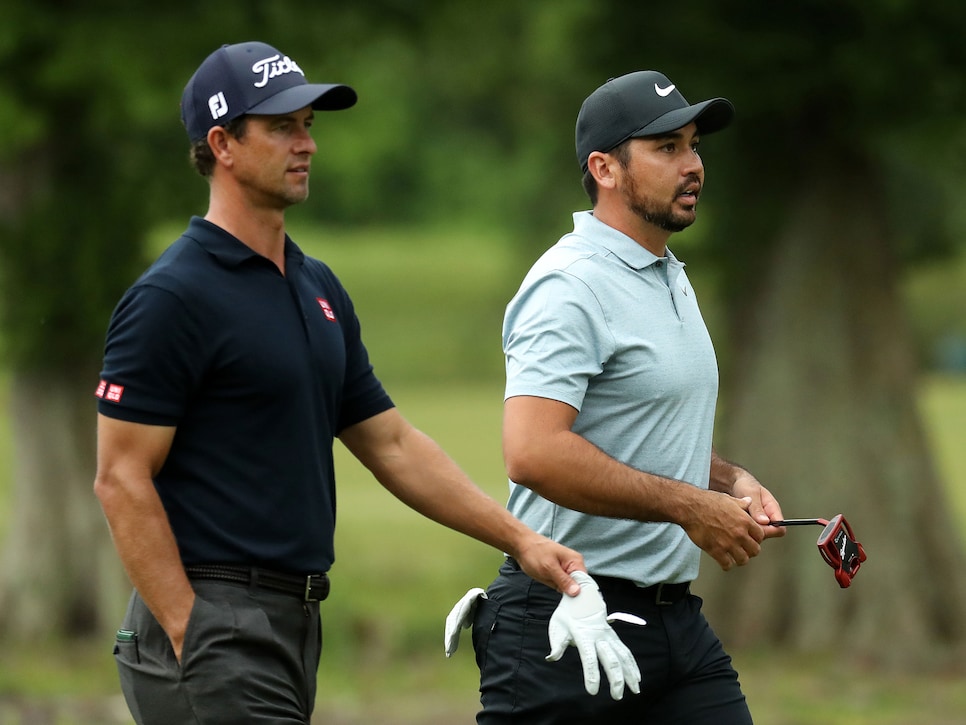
left=316, top=298, right=337, bottom=322
left=95, top=380, right=125, bottom=403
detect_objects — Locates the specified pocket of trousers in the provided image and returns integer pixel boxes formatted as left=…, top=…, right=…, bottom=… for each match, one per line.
left=471, top=596, right=503, bottom=677
left=114, top=628, right=141, bottom=664
left=178, top=594, right=221, bottom=674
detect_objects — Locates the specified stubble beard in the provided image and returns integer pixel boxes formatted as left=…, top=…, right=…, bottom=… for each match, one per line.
left=277, top=171, right=311, bottom=207
left=282, top=184, right=309, bottom=207
left=259, top=178, right=310, bottom=210
left=237, top=165, right=310, bottom=211
left=623, top=175, right=698, bottom=234
left=630, top=199, right=693, bottom=233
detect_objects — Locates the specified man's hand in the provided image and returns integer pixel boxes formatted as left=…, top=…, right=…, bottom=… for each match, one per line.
left=513, top=534, right=585, bottom=596
left=682, top=491, right=766, bottom=571
left=546, top=571, right=645, bottom=700
left=444, top=587, right=486, bottom=657
left=733, top=472, right=786, bottom=540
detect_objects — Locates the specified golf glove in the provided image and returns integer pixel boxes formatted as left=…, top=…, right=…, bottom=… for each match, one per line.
left=444, top=587, right=486, bottom=657
left=546, top=571, right=646, bottom=700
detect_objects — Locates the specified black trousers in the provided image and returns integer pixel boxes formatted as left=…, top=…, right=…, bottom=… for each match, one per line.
left=114, top=579, right=322, bottom=724
left=472, top=561, right=753, bottom=725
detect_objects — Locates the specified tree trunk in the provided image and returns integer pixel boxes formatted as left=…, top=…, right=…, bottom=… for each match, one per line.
left=699, top=159, right=966, bottom=669
left=0, top=367, right=128, bottom=640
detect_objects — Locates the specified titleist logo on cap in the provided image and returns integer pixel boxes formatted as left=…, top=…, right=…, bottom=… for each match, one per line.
left=182, top=41, right=357, bottom=143
left=251, top=54, right=305, bottom=88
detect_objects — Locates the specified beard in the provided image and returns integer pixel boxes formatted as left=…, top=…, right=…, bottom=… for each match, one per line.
left=623, top=174, right=700, bottom=233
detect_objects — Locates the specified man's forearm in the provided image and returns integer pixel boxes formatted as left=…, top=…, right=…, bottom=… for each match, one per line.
left=353, top=423, right=530, bottom=553
left=507, top=426, right=707, bottom=528
left=502, top=399, right=768, bottom=571
left=95, top=473, right=195, bottom=651
left=708, top=450, right=748, bottom=496
left=339, top=415, right=583, bottom=594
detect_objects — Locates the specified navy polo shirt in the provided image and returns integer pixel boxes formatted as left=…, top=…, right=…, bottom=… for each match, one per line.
left=97, top=217, right=393, bottom=574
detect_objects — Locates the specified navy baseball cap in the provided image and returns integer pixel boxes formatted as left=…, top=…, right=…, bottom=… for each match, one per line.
left=575, top=71, right=734, bottom=173
left=181, top=41, right=358, bottom=142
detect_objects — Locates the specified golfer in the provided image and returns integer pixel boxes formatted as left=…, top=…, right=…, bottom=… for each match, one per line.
left=93, top=41, right=585, bottom=724
left=469, top=71, right=787, bottom=723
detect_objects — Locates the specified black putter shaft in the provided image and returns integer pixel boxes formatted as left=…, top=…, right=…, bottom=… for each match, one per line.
left=769, top=518, right=826, bottom=526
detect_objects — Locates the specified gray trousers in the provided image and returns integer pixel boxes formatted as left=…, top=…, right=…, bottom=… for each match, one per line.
left=114, top=579, right=322, bottom=724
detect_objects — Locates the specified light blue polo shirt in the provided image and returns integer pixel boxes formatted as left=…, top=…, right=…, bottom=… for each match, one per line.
left=504, top=211, right=719, bottom=586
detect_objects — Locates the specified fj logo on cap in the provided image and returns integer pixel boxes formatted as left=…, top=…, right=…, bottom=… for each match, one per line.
left=654, top=83, right=676, bottom=97
left=208, top=92, right=228, bottom=121
left=252, top=54, right=305, bottom=88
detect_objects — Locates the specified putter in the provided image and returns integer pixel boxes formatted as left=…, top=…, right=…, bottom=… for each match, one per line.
left=769, top=514, right=867, bottom=588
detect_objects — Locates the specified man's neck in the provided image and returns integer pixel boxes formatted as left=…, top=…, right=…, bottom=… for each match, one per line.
left=205, top=193, right=288, bottom=274
left=591, top=202, right=670, bottom=258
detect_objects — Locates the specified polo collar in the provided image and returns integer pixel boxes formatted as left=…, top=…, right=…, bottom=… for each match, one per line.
left=571, top=211, right=683, bottom=271
left=183, top=216, right=305, bottom=269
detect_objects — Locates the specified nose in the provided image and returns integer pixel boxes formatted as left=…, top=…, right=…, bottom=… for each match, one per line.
left=683, top=149, right=704, bottom=177
left=295, top=126, right=317, bottom=156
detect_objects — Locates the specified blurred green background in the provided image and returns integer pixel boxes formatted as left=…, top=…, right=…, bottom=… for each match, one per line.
left=2, top=1, right=966, bottom=723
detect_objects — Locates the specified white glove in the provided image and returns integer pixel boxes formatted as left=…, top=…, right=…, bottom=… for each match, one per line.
left=444, top=587, right=487, bottom=657
left=546, top=571, right=646, bottom=700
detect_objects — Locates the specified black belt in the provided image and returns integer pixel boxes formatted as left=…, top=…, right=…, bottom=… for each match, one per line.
left=635, top=580, right=691, bottom=606
left=185, top=565, right=330, bottom=602
left=504, top=558, right=690, bottom=606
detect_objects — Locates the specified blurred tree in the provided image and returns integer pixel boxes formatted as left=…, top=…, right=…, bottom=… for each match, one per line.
left=0, top=2, right=180, bottom=639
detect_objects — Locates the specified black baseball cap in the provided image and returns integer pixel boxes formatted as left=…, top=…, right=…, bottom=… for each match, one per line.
left=575, top=71, right=734, bottom=173
left=181, top=41, right=357, bottom=142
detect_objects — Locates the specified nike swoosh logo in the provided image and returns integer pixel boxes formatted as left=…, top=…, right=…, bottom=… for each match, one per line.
left=655, top=83, right=676, bottom=97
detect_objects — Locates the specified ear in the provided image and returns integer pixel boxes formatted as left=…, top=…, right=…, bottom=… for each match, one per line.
left=587, top=150, right=619, bottom=191
left=207, top=126, right=234, bottom=168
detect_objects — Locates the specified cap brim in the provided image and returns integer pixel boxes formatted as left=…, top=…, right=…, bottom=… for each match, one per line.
left=630, top=97, right=734, bottom=139
left=247, top=83, right=358, bottom=116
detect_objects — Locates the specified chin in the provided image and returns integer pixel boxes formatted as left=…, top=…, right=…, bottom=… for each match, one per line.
left=664, top=218, right=695, bottom=233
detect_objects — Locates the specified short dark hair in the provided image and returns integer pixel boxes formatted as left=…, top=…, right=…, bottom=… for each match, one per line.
left=581, top=140, right=632, bottom=205
left=189, top=116, right=250, bottom=177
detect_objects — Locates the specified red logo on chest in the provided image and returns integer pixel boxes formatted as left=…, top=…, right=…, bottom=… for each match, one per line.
left=316, top=298, right=337, bottom=322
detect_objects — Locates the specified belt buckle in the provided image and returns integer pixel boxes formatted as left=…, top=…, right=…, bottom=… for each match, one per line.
left=655, top=582, right=674, bottom=606
left=304, top=574, right=328, bottom=602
